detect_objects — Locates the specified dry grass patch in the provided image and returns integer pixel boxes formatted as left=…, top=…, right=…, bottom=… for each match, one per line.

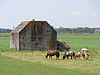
left=1, top=50, right=100, bottom=75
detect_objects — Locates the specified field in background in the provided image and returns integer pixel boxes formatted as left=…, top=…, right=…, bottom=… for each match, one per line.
left=0, top=33, right=10, bottom=37
left=0, top=33, right=100, bottom=50
left=58, top=34, right=100, bottom=50
left=0, top=37, right=10, bottom=49
left=0, top=33, right=10, bottom=50
left=0, top=33, right=100, bottom=75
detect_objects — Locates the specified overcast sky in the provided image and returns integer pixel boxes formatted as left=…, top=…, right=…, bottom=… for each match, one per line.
left=0, top=0, right=100, bottom=29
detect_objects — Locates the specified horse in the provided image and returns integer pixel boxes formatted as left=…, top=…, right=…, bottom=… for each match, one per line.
left=63, top=50, right=75, bottom=60
left=74, top=52, right=81, bottom=59
left=82, top=50, right=89, bottom=60
left=45, top=50, right=60, bottom=59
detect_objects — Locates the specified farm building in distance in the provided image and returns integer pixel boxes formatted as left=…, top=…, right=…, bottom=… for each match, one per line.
left=10, top=19, right=70, bottom=51
left=95, top=29, right=100, bottom=34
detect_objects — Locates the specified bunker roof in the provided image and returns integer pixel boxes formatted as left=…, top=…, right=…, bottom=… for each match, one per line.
left=10, top=20, right=49, bottom=34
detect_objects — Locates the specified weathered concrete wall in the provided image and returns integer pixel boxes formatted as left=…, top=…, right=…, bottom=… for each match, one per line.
left=31, top=21, right=57, bottom=50
left=19, top=23, right=32, bottom=50
left=10, top=33, right=19, bottom=50
left=57, top=40, right=70, bottom=51
left=42, top=22, right=57, bottom=50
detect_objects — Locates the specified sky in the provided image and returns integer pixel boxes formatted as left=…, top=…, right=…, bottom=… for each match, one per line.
left=0, top=0, right=100, bottom=29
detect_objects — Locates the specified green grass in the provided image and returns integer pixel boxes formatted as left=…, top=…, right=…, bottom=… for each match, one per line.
left=58, top=34, right=100, bottom=50
left=0, top=37, right=10, bottom=49
left=0, top=33, right=100, bottom=75
left=0, top=51, right=100, bottom=75
left=1, top=33, right=100, bottom=50
left=0, top=33, right=10, bottom=50
left=0, top=33, right=10, bottom=37
left=0, top=54, right=97, bottom=75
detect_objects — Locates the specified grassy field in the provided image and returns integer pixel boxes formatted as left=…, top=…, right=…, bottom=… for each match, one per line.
left=0, top=37, right=10, bottom=49
left=0, top=51, right=100, bottom=75
left=0, top=33, right=100, bottom=75
left=0, top=33, right=10, bottom=37
left=58, top=34, right=100, bottom=50
left=1, top=33, right=100, bottom=50
left=0, top=55, right=82, bottom=75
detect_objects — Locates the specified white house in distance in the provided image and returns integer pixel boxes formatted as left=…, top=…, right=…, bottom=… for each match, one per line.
left=95, top=29, right=100, bottom=34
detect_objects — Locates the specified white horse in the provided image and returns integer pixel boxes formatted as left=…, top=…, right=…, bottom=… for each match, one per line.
left=63, top=50, right=75, bottom=60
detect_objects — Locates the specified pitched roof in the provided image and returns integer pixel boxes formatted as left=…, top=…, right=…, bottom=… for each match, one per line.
left=11, top=21, right=30, bottom=33
left=10, top=20, right=56, bottom=34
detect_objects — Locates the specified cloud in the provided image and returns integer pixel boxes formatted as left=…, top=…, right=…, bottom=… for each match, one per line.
left=69, top=11, right=81, bottom=15
left=68, top=11, right=97, bottom=17
left=91, top=13, right=97, bottom=17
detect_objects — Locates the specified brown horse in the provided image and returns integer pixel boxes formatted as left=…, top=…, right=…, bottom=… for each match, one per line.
left=45, top=50, right=60, bottom=59
left=82, top=50, right=89, bottom=60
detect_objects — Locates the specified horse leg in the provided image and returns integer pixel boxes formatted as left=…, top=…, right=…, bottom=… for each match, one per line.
left=82, top=54, right=85, bottom=59
left=56, top=56, right=58, bottom=60
left=73, top=52, right=75, bottom=59
left=56, top=54, right=59, bottom=60
left=49, top=56, right=50, bottom=59
left=79, top=56, right=80, bottom=59
left=63, top=55, right=66, bottom=60
left=85, top=53, right=88, bottom=60
left=51, top=56, right=53, bottom=59
left=50, top=55, right=53, bottom=59
left=67, top=56, right=69, bottom=59
left=56, top=55, right=57, bottom=60
left=71, top=56, right=72, bottom=59
left=49, top=55, right=52, bottom=59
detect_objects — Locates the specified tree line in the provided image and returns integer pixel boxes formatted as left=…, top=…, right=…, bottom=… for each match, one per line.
left=55, top=27, right=100, bottom=34
left=0, top=27, right=100, bottom=34
left=0, top=28, right=11, bottom=33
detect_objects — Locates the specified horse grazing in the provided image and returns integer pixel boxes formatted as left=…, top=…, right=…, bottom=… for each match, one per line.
left=45, top=50, right=60, bottom=59
left=82, top=50, right=89, bottom=60
left=63, top=50, right=75, bottom=60
left=74, top=52, right=81, bottom=59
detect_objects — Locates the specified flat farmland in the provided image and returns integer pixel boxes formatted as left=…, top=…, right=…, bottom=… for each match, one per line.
left=58, top=34, right=100, bottom=50
left=0, top=33, right=100, bottom=75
